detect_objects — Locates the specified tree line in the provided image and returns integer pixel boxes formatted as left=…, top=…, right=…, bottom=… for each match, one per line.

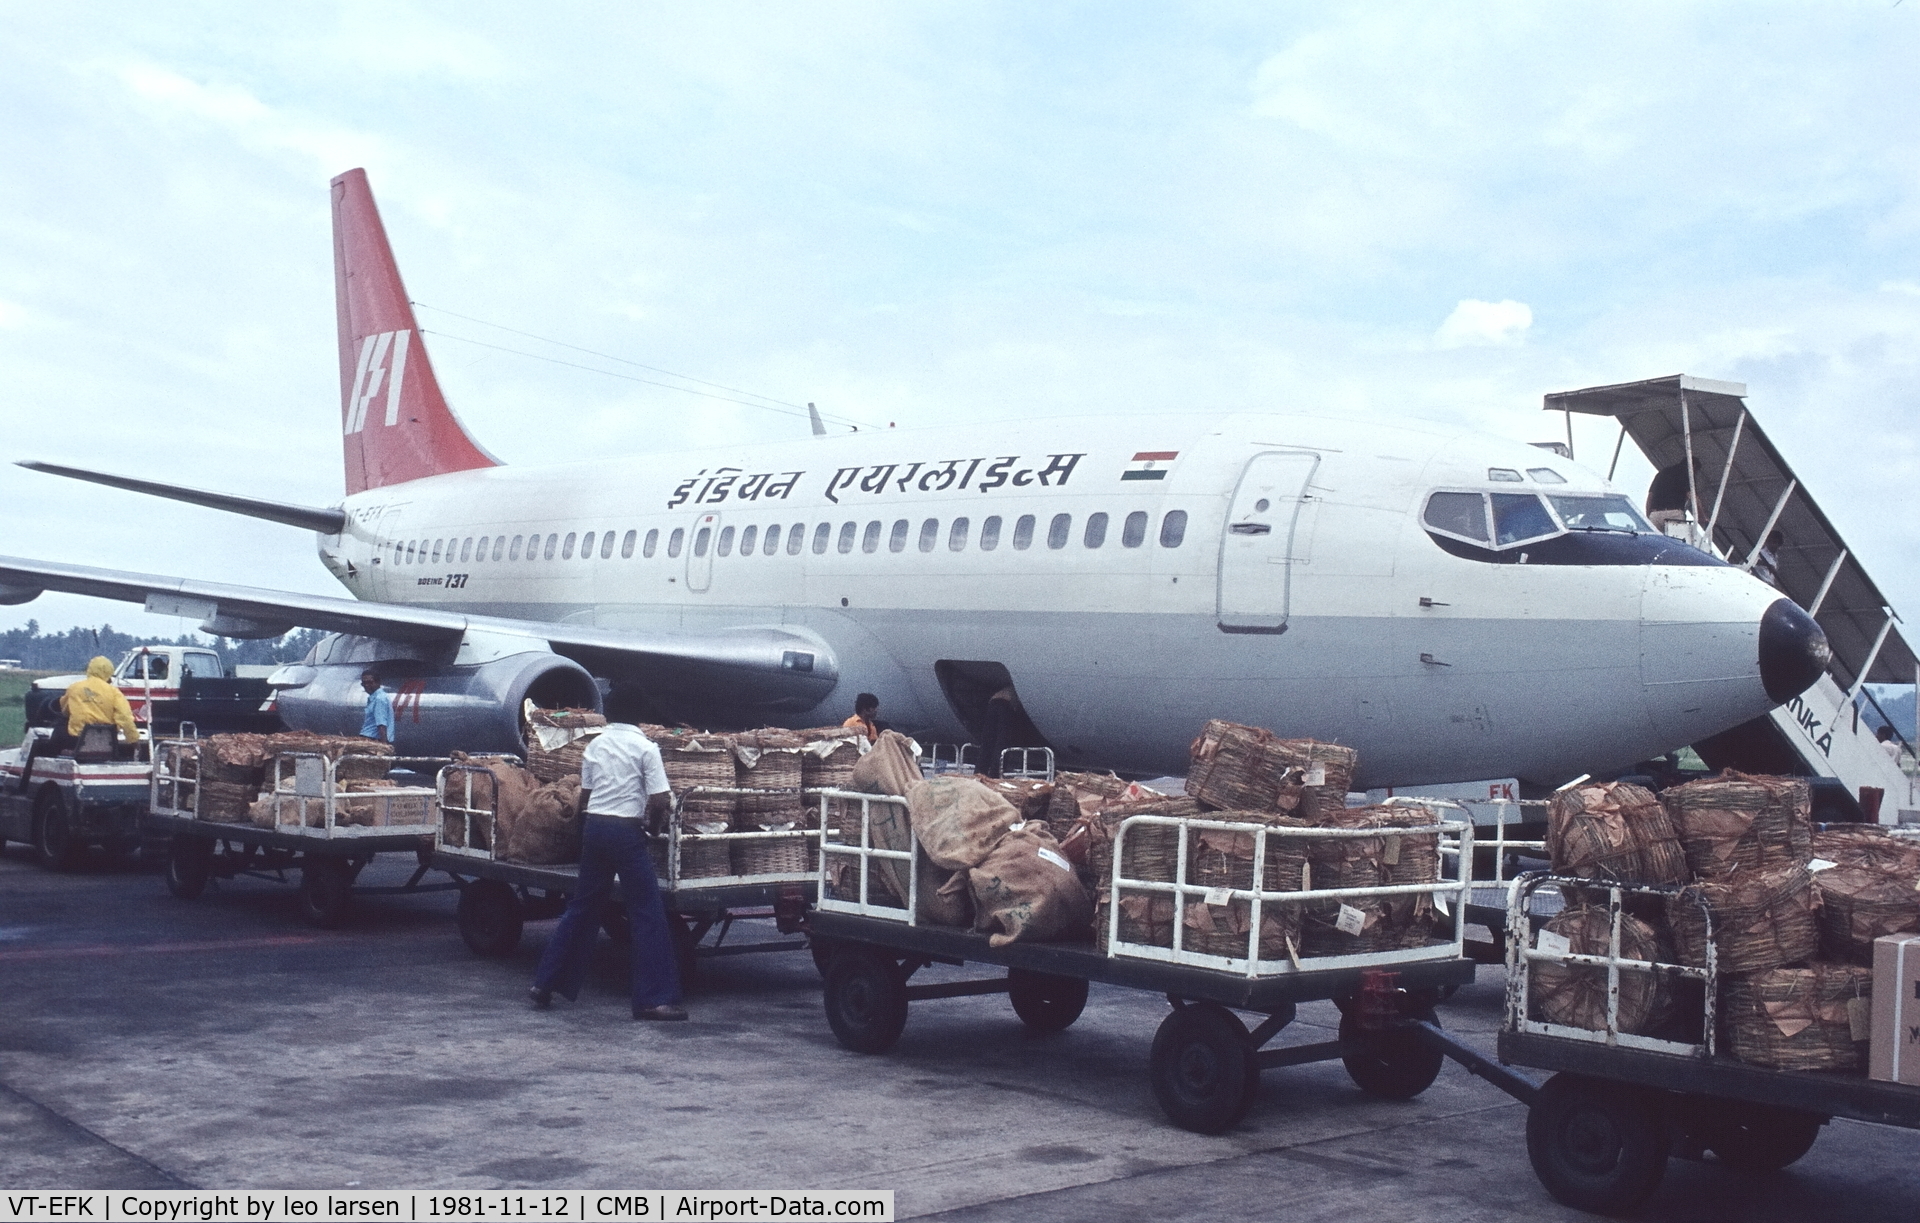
left=0, top=622, right=328, bottom=672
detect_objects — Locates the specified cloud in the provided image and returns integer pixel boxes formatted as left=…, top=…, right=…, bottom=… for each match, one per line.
left=106, top=60, right=386, bottom=178
left=1435, top=299, right=1533, bottom=349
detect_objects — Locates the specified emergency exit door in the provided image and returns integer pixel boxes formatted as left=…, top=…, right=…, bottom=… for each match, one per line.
left=1217, top=451, right=1318, bottom=633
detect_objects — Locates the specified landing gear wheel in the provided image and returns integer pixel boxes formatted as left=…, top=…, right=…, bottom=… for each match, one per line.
left=457, top=880, right=524, bottom=957
left=1707, top=1103, right=1824, bottom=1172
left=1526, top=1073, right=1668, bottom=1215
left=1008, top=968, right=1089, bottom=1033
left=1149, top=1001, right=1259, bottom=1134
left=34, top=789, right=86, bottom=871
left=1339, top=1007, right=1444, bottom=1100
left=823, top=948, right=910, bottom=1054
left=165, top=836, right=212, bottom=899
left=297, top=858, right=354, bottom=929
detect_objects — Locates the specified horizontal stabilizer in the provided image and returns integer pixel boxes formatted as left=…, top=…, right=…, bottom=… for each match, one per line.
left=16, top=462, right=348, bottom=534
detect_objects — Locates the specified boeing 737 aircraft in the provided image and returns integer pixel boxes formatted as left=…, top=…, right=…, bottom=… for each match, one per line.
left=0, top=170, right=1831, bottom=789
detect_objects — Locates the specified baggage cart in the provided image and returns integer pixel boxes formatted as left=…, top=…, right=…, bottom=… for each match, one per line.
left=146, top=737, right=457, bottom=928
left=807, top=791, right=1483, bottom=1133
left=431, top=764, right=816, bottom=973
left=1496, top=872, right=1920, bottom=1215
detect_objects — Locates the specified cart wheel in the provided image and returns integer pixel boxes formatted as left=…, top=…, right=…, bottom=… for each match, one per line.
left=808, top=936, right=838, bottom=978
left=1526, top=1073, right=1668, bottom=1215
left=1339, top=1007, right=1444, bottom=1100
left=165, top=836, right=212, bottom=900
left=457, top=880, right=524, bottom=957
left=1707, top=1103, right=1824, bottom=1172
left=824, top=947, right=910, bottom=1054
left=297, top=859, right=354, bottom=929
left=1149, top=1001, right=1259, bottom=1134
left=33, top=789, right=87, bottom=872
left=1008, top=968, right=1089, bottom=1033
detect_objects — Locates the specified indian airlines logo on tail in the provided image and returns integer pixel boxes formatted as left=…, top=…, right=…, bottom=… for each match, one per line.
left=1121, top=451, right=1178, bottom=481
left=343, top=329, right=413, bottom=434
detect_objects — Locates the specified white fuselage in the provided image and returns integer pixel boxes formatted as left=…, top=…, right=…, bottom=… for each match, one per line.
left=315, top=411, right=1787, bottom=787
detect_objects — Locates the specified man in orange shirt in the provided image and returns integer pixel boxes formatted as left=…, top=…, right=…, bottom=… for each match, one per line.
left=842, top=693, right=881, bottom=744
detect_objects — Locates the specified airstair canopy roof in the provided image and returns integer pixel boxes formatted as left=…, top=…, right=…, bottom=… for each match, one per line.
left=1545, top=374, right=1914, bottom=688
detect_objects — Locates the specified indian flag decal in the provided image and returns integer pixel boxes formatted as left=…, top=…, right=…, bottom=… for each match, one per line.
left=1121, top=451, right=1178, bottom=481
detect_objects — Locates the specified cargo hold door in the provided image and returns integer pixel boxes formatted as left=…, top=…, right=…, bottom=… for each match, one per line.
left=1217, top=451, right=1317, bottom=633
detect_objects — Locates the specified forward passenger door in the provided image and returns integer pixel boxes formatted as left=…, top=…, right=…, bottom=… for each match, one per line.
left=1217, top=451, right=1318, bottom=633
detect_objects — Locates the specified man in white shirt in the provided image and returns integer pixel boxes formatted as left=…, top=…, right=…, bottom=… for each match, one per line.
left=529, top=717, right=687, bottom=1021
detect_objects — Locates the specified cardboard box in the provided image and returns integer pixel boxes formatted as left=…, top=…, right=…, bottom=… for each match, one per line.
left=1870, top=933, right=1920, bottom=1085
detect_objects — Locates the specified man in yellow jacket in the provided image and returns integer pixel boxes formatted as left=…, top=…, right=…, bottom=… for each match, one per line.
left=17, top=657, right=141, bottom=792
left=58, top=656, right=142, bottom=748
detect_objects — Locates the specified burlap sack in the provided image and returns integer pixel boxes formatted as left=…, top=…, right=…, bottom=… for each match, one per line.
left=505, top=776, right=583, bottom=865
left=1548, top=781, right=1688, bottom=886
left=1531, top=906, right=1671, bottom=1035
left=442, top=753, right=538, bottom=852
left=907, top=776, right=1020, bottom=871
left=970, top=825, right=1093, bottom=948
left=1661, top=771, right=1810, bottom=880
left=919, top=856, right=974, bottom=927
left=1722, top=963, right=1873, bottom=1072
left=832, top=729, right=921, bottom=905
left=1667, top=861, right=1818, bottom=974
left=1812, top=862, right=1920, bottom=965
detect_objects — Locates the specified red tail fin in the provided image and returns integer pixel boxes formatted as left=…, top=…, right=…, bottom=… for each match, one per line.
left=332, top=168, right=498, bottom=494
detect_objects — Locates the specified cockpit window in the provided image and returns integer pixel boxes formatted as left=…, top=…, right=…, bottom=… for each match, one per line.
left=1549, top=494, right=1651, bottom=534
left=1527, top=467, right=1567, bottom=484
left=1487, top=467, right=1524, bottom=482
left=1423, top=492, right=1490, bottom=543
left=1492, top=493, right=1558, bottom=546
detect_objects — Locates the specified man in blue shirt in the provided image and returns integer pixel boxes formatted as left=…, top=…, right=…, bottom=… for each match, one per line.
left=359, top=671, right=395, bottom=743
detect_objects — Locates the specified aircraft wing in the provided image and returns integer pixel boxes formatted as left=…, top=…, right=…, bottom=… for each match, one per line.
left=0, top=554, right=837, bottom=710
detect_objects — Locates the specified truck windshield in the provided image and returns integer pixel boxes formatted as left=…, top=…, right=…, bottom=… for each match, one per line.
left=1549, top=494, right=1652, bottom=533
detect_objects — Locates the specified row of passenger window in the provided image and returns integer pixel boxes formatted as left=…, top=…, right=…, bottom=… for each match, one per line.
left=392, top=510, right=1189, bottom=567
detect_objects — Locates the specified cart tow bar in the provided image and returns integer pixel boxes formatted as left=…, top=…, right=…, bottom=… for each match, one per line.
left=1409, top=1021, right=1540, bottom=1105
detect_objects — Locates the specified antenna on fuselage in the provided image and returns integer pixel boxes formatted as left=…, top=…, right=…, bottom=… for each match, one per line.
left=807, top=402, right=826, bottom=436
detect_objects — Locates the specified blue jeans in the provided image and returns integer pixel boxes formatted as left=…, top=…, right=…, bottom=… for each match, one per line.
left=533, top=814, right=682, bottom=1010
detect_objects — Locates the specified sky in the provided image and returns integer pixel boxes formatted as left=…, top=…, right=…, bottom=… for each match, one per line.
left=2, top=3, right=1919, bottom=641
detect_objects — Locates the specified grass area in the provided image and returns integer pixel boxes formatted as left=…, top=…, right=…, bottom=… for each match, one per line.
left=0, top=670, right=62, bottom=746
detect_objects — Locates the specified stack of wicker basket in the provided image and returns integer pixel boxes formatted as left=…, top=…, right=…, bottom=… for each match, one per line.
left=1180, top=811, right=1311, bottom=961
left=731, top=729, right=809, bottom=876
left=524, top=708, right=607, bottom=782
left=1299, top=804, right=1441, bottom=955
left=1807, top=825, right=1920, bottom=966
left=1186, top=720, right=1358, bottom=820
left=649, top=729, right=736, bottom=880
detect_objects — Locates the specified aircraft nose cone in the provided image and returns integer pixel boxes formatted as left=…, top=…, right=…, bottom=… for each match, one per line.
left=1759, top=597, right=1831, bottom=703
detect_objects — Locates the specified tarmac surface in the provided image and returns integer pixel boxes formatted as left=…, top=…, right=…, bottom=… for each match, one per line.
left=3, top=842, right=1918, bottom=1220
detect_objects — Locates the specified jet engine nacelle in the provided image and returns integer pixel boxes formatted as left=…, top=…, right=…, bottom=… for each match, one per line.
left=267, top=632, right=600, bottom=757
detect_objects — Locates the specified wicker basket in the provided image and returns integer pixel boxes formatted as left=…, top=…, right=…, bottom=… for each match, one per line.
left=1811, top=825, right=1920, bottom=874
left=674, top=835, right=733, bottom=880
left=660, top=734, right=738, bottom=829
left=1531, top=906, right=1672, bottom=1035
left=1186, top=720, right=1357, bottom=816
left=1812, top=862, right=1920, bottom=965
left=523, top=709, right=606, bottom=781
left=978, top=776, right=1055, bottom=823
left=1667, top=861, right=1818, bottom=974
left=1047, top=772, right=1131, bottom=823
left=732, top=834, right=814, bottom=877
left=1722, top=963, right=1872, bottom=1071
left=734, top=730, right=805, bottom=829
left=1548, top=781, right=1689, bottom=887
left=1180, top=812, right=1310, bottom=960
left=1661, top=771, right=1810, bottom=879
left=798, top=727, right=863, bottom=830
left=1300, top=805, right=1439, bottom=955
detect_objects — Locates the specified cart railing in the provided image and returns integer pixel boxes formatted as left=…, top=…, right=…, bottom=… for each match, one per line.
left=1105, top=812, right=1474, bottom=977
left=1424, top=797, right=1549, bottom=897
left=1503, top=871, right=1717, bottom=1058
left=997, top=746, right=1056, bottom=781
left=262, top=752, right=441, bottom=836
left=436, top=770, right=831, bottom=890
left=149, top=737, right=201, bottom=818
left=920, top=742, right=978, bottom=776
left=812, top=787, right=917, bottom=920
